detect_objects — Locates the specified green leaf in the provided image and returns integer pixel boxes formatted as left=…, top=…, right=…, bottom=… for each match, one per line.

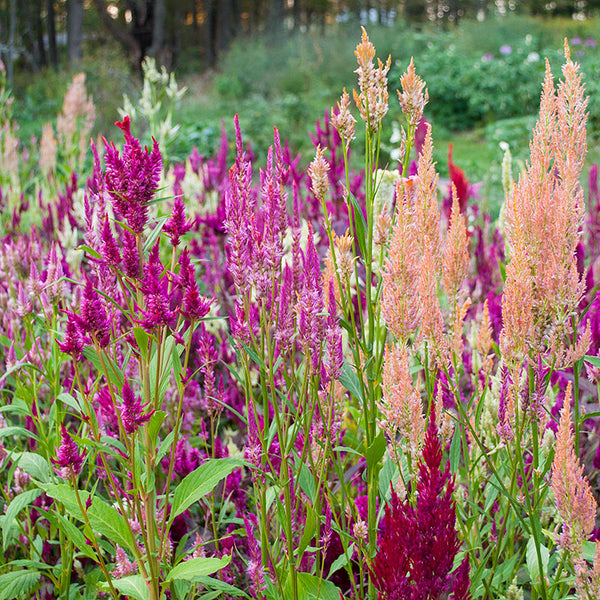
left=157, top=430, right=176, bottom=464
left=365, top=432, right=386, bottom=469
left=584, top=354, right=600, bottom=369
left=449, top=426, right=461, bottom=474
left=349, top=192, right=367, bottom=260
left=57, top=392, right=82, bottom=413
left=292, top=572, right=342, bottom=600
left=133, top=326, right=151, bottom=361
left=15, top=452, right=50, bottom=482
left=327, top=546, right=353, bottom=578
left=526, top=536, right=549, bottom=585
left=49, top=512, right=98, bottom=561
left=42, top=484, right=135, bottom=553
left=170, top=458, right=243, bottom=521
left=298, top=463, right=316, bottom=503
left=0, top=426, right=37, bottom=440
left=2, top=489, right=43, bottom=552
left=378, top=457, right=397, bottom=501
left=165, top=555, right=231, bottom=582
left=82, top=346, right=124, bottom=388
left=111, top=574, right=149, bottom=600
left=148, top=410, right=166, bottom=449
left=339, top=362, right=364, bottom=403
left=0, top=570, right=41, bottom=600
left=195, top=576, right=249, bottom=597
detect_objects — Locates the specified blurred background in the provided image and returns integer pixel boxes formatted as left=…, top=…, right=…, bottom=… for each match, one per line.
left=3, top=0, right=600, bottom=210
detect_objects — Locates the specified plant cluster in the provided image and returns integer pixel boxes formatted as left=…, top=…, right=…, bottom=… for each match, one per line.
left=1, top=25, right=600, bottom=600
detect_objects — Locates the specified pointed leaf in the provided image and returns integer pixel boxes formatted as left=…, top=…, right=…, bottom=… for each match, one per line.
left=2, top=489, right=43, bottom=551
left=111, top=574, right=149, bottom=600
left=0, top=570, right=41, bottom=600
left=170, top=458, right=243, bottom=521
left=166, top=555, right=231, bottom=582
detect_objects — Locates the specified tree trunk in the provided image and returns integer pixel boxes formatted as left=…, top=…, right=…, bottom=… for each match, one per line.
left=204, top=0, right=216, bottom=68
left=46, top=0, right=58, bottom=68
left=217, top=0, right=233, bottom=54
left=7, top=0, right=16, bottom=85
left=35, top=0, right=47, bottom=68
left=67, top=0, right=84, bottom=68
left=149, top=0, right=165, bottom=60
left=91, top=0, right=143, bottom=64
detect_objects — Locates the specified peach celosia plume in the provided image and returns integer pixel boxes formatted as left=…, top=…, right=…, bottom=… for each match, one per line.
left=551, top=383, right=596, bottom=557
left=380, top=343, right=425, bottom=463
left=353, top=27, right=391, bottom=132
left=502, top=44, right=588, bottom=365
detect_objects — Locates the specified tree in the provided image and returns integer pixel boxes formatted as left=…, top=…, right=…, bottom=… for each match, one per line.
left=67, top=0, right=84, bottom=68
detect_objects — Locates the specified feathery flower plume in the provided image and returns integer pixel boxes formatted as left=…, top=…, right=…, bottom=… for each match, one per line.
left=380, top=344, right=425, bottom=463
left=224, top=115, right=254, bottom=296
left=330, top=88, right=356, bottom=145
left=414, top=124, right=441, bottom=262
left=308, top=145, right=330, bottom=201
left=138, top=243, right=176, bottom=331
left=551, top=382, right=596, bottom=557
left=500, top=214, right=534, bottom=365
left=100, top=216, right=121, bottom=267
left=163, top=195, right=193, bottom=247
left=52, top=424, right=85, bottom=478
left=443, top=186, right=470, bottom=301
left=381, top=181, right=419, bottom=346
left=57, top=319, right=84, bottom=360
left=503, top=46, right=587, bottom=364
left=417, top=239, right=445, bottom=358
left=372, top=407, right=470, bottom=599
left=75, top=278, right=111, bottom=347
left=120, top=378, right=154, bottom=435
left=104, top=116, right=162, bottom=235
left=353, top=27, right=391, bottom=132
left=111, top=545, right=137, bottom=578
left=398, top=57, right=429, bottom=128
left=476, top=300, right=494, bottom=379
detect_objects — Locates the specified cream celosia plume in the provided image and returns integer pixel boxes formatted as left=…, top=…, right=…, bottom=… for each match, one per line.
left=502, top=44, right=588, bottom=366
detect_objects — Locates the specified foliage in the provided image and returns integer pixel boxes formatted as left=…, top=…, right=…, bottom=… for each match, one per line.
left=3, top=22, right=600, bottom=600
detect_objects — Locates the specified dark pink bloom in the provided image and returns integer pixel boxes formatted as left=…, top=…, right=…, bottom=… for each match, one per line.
left=164, top=195, right=194, bottom=247
left=52, top=424, right=85, bottom=478
left=100, top=216, right=121, bottom=267
left=138, top=243, right=176, bottom=331
left=122, top=230, right=141, bottom=279
left=75, top=279, right=111, bottom=347
left=372, top=407, right=470, bottom=600
left=120, top=378, right=154, bottom=435
left=57, top=318, right=84, bottom=360
left=104, top=116, right=162, bottom=235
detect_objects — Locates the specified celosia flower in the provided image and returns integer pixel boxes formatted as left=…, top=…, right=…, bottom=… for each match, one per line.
left=121, top=230, right=141, bottom=279
left=75, top=278, right=111, bottom=347
left=100, top=216, right=120, bottom=267
left=138, top=243, right=176, bottom=331
left=330, top=88, right=356, bottom=145
left=353, top=27, right=391, bottom=132
left=120, top=378, right=154, bottom=435
left=398, top=57, right=429, bottom=129
left=551, top=382, right=596, bottom=557
left=443, top=186, right=470, bottom=301
left=503, top=48, right=587, bottom=364
left=104, top=116, right=162, bottom=234
left=308, top=145, right=330, bottom=201
left=52, top=424, right=85, bottom=478
left=111, top=545, right=137, bottom=578
left=371, top=407, right=470, bottom=599
left=163, top=195, right=193, bottom=247
left=57, top=318, right=84, bottom=360
left=379, top=344, right=425, bottom=463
